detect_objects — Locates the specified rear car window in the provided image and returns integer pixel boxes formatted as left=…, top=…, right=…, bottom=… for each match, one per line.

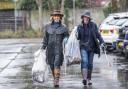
left=108, top=19, right=119, bottom=25
left=115, top=19, right=128, bottom=26
left=102, top=16, right=114, bottom=24
left=122, top=21, right=128, bottom=27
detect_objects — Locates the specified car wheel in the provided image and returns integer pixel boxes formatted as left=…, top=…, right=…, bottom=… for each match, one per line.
left=106, top=47, right=115, bottom=52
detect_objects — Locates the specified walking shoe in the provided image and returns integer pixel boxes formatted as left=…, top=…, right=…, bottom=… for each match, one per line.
left=87, top=79, right=92, bottom=85
left=82, top=80, right=87, bottom=86
left=54, top=78, right=59, bottom=88
left=54, top=84, right=59, bottom=88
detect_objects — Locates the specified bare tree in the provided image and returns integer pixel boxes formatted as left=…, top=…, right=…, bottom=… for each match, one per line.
left=61, top=0, right=65, bottom=13
left=119, top=0, right=127, bottom=12
left=35, top=0, right=66, bottom=31
left=36, top=0, right=43, bottom=31
left=47, top=0, right=53, bottom=11
left=111, top=0, right=118, bottom=12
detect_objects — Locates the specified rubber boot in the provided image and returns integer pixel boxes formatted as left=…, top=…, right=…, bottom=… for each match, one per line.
left=87, top=69, right=92, bottom=85
left=51, top=70, right=55, bottom=78
left=81, top=69, right=88, bottom=86
left=50, top=65, right=55, bottom=78
left=54, top=68, right=60, bottom=88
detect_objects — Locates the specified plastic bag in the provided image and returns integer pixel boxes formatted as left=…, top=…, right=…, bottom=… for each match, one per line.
left=64, top=26, right=81, bottom=65
left=32, top=49, right=49, bottom=83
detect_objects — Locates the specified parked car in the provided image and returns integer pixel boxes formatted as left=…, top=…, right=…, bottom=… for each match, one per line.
left=99, top=12, right=128, bottom=50
left=115, top=19, right=128, bottom=53
left=124, top=29, right=128, bottom=59
left=115, top=19, right=128, bottom=58
left=99, top=17, right=121, bottom=50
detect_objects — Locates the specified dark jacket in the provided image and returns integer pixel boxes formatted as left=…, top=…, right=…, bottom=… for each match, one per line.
left=77, top=21, right=104, bottom=54
left=42, top=22, right=69, bottom=66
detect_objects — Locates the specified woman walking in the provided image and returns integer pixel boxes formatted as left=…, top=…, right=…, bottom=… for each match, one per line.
left=76, top=11, right=105, bottom=86
left=41, top=10, right=69, bottom=88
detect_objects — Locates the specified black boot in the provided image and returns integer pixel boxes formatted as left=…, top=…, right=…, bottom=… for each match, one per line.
left=81, top=69, right=88, bottom=86
left=82, top=80, right=87, bottom=86
left=87, top=70, right=92, bottom=85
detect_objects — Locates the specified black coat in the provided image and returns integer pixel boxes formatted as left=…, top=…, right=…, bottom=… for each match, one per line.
left=77, top=22, right=104, bottom=54
left=42, top=22, right=69, bottom=66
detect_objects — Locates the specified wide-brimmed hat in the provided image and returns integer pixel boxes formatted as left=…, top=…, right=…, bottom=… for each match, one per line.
left=81, top=11, right=91, bottom=19
left=51, top=10, right=63, bottom=17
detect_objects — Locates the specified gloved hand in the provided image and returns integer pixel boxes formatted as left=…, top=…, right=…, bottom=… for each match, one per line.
left=41, top=45, right=46, bottom=50
left=101, top=43, right=107, bottom=53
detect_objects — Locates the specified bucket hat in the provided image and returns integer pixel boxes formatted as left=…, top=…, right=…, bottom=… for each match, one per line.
left=51, top=10, right=63, bottom=17
left=81, top=11, right=91, bottom=19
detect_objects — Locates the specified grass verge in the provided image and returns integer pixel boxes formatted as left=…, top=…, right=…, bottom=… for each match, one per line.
left=0, top=29, right=42, bottom=38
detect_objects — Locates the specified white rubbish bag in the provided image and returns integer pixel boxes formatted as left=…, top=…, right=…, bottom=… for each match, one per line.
left=64, top=26, right=81, bottom=65
left=32, top=49, right=49, bottom=83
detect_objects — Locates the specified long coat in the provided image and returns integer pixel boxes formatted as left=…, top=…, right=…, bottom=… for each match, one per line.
left=42, top=22, right=69, bottom=66
left=77, top=21, right=104, bottom=55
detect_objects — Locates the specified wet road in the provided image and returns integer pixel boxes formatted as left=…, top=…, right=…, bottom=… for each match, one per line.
left=0, top=39, right=128, bottom=89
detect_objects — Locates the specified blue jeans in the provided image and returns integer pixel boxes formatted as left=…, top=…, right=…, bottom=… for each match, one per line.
left=80, top=49, right=94, bottom=70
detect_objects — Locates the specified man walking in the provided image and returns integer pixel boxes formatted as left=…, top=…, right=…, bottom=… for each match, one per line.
left=42, top=10, right=69, bottom=88
left=77, top=11, right=105, bottom=86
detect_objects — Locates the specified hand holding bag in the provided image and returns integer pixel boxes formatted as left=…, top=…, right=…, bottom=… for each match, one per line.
left=64, top=26, right=81, bottom=65
left=32, top=49, right=49, bottom=83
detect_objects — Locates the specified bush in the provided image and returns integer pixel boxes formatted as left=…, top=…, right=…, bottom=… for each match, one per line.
left=0, top=29, right=42, bottom=38
left=103, top=3, right=112, bottom=17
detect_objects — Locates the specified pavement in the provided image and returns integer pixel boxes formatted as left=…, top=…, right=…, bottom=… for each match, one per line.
left=0, top=39, right=128, bottom=89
